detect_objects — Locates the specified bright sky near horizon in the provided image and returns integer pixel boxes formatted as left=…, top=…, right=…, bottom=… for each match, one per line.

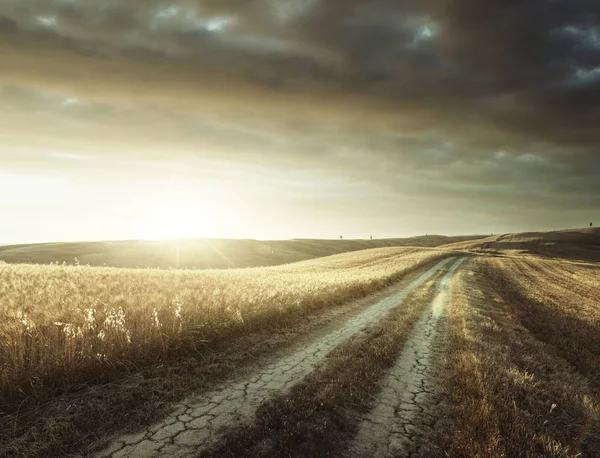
left=0, top=1, right=599, bottom=243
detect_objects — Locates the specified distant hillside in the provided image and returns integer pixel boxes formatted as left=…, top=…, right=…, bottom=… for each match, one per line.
left=0, top=235, right=484, bottom=269
left=443, top=228, right=600, bottom=262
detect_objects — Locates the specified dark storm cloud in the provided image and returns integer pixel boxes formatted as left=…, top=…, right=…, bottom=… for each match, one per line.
left=0, top=15, right=18, bottom=33
left=0, top=0, right=599, bottom=224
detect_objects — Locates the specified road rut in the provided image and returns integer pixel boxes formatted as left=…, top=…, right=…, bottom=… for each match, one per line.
left=96, top=257, right=456, bottom=458
left=347, top=257, right=466, bottom=458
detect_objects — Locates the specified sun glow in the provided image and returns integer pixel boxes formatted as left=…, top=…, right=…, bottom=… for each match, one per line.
left=139, top=180, right=246, bottom=240
left=142, top=205, right=221, bottom=240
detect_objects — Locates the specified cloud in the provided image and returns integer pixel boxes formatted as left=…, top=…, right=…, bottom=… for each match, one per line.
left=0, top=0, right=599, bottom=236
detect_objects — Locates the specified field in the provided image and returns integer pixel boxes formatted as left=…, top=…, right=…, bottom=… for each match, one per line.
left=0, top=247, right=454, bottom=456
left=1, top=229, right=600, bottom=457
left=444, top=227, right=600, bottom=261
left=438, top=256, right=600, bottom=457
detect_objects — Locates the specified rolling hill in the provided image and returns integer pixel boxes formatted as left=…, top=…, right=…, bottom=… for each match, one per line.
left=443, top=227, right=600, bottom=261
left=0, top=235, right=484, bottom=269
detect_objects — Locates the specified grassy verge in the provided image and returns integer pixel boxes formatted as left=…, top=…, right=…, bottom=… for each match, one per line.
left=200, top=266, right=448, bottom=457
left=0, top=254, right=450, bottom=457
left=437, top=259, right=600, bottom=457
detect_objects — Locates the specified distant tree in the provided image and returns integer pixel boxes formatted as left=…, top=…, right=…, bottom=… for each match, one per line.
left=591, top=222, right=594, bottom=227
left=370, top=236, right=372, bottom=240
left=340, top=235, right=342, bottom=239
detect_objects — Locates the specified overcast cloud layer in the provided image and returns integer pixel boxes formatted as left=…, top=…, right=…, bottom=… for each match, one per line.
left=0, top=0, right=599, bottom=242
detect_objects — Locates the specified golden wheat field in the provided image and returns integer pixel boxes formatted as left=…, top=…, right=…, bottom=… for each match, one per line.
left=0, top=247, right=449, bottom=406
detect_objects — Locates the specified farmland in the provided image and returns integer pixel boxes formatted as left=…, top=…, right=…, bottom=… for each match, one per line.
left=445, top=227, right=600, bottom=261
left=0, top=246, right=455, bottom=456
left=1, top=229, right=599, bottom=457
left=438, top=256, right=600, bottom=457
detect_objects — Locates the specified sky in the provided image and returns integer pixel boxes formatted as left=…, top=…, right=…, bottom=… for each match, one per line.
left=0, top=0, right=599, bottom=243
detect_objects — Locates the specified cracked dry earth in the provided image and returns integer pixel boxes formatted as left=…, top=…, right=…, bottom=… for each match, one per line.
left=96, top=257, right=456, bottom=458
left=347, top=257, right=466, bottom=458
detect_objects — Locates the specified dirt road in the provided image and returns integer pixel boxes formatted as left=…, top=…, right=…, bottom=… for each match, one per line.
left=347, top=258, right=466, bottom=457
left=96, top=257, right=460, bottom=458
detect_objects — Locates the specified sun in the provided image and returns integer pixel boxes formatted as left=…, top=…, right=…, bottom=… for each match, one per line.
left=136, top=179, right=253, bottom=241
left=142, top=204, right=221, bottom=240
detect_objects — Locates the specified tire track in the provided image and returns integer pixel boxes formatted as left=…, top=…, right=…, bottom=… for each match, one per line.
left=96, top=257, right=456, bottom=458
left=347, top=257, right=466, bottom=458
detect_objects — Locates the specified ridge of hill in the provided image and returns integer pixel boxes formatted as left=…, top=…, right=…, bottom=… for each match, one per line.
left=443, top=227, right=600, bottom=261
left=0, top=235, right=483, bottom=269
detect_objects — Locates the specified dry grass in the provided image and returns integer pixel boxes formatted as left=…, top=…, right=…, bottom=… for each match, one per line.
left=484, top=257, right=600, bottom=388
left=0, top=247, right=448, bottom=414
left=438, top=258, right=600, bottom=457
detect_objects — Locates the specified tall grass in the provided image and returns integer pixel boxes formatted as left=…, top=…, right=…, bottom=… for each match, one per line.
left=0, top=247, right=448, bottom=408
